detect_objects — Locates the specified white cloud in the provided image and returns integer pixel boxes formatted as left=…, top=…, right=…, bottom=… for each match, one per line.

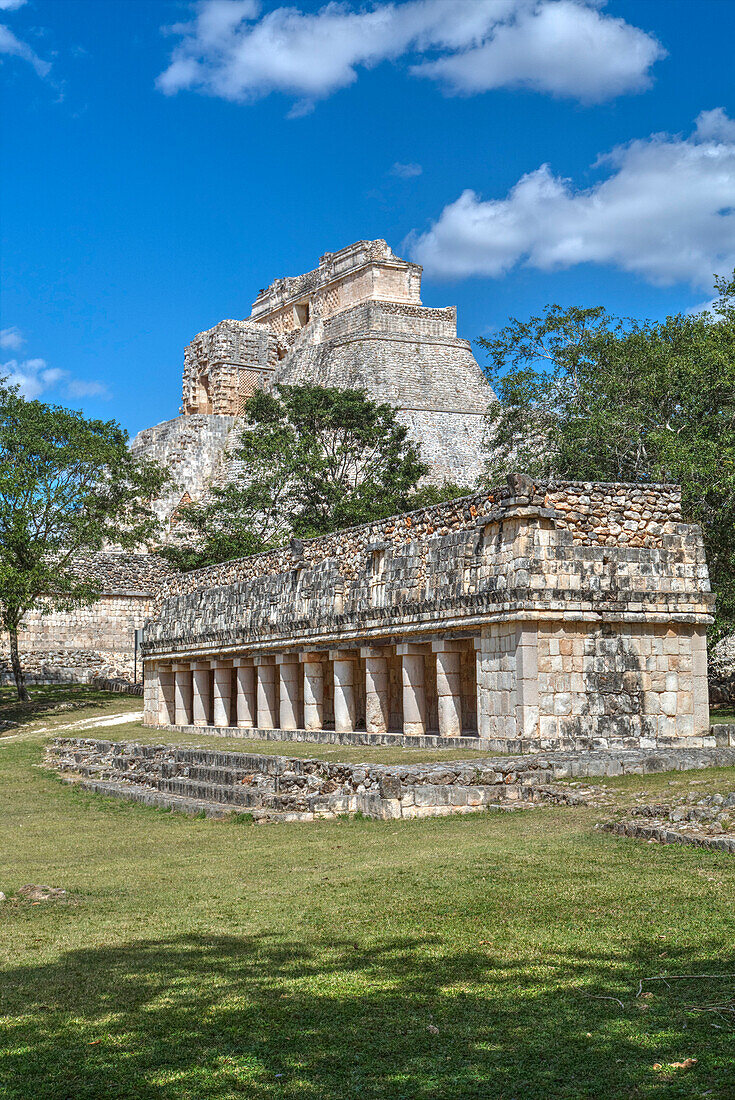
left=413, top=0, right=663, bottom=102
left=0, top=326, right=24, bottom=350
left=3, top=358, right=59, bottom=398
left=694, top=107, right=735, bottom=144
left=0, top=5, right=51, bottom=78
left=66, top=378, right=110, bottom=399
left=2, top=357, right=109, bottom=401
left=408, top=110, right=735, bottom=289
left=157, top=0, right=663, bottom=112
left=687, top=298, right=720, bottom=317
left=391, top=161, right=422, bottom=178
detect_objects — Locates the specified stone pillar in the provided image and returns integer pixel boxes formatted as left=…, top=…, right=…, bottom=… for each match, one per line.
left=432, top=641, right=463, bottom=738
left=192, top=663, right=211, bottom=727
left=691, top=626, right=710, bottom=734
left=397, top=643, right=427, bottom=737
left=255, top=656, right=278, bottom=730
left=330, top=650, right=357, bottom=733
left=142, top=660, right=160, bottom=728
left=277, top=653, right=301, bottom=731
left=362, top=647, right=390, bottom=735
left=158, top=665, right=176, bottom=727
left=300, top=652, right=325, bottom=731
left=213, top=662, right=233, bottom=727
left=234, top=659, right=257, bottom=728
left=475, top=635, right=488, bottom=740
left=173, top=664, right=193, bottom=726
left=515, top=626, right=539, bottom=741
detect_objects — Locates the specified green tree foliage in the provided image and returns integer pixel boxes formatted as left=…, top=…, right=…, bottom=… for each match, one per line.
left=163, top=384, right=470, bottom=571
left=0, top=385, right=168, bottom=700
left=480, top=273, right=735, bottom=642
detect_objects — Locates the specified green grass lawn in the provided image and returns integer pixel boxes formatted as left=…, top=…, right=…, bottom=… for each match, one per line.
left=0, top=683, right=143, bottom=731
left=1, top=688, right=735, bottom=1099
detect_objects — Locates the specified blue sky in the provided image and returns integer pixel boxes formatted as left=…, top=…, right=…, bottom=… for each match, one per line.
left=2, top=0, right=734, bottom=439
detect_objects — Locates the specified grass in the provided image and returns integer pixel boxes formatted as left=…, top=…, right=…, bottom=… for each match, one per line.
left=710, top=706, right=735, bottom=725
left=0, top=683, right=142, bottom=732
left=1, top=688, right=735, bottom=1099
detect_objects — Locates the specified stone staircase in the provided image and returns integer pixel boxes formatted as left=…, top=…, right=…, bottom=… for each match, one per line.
left=45, top=738, right=735, bottom=824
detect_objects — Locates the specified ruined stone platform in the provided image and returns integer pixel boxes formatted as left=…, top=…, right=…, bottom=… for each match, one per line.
left=162, top=721, right=735, bottom=755
left=46, top=738, right=735, bottom=825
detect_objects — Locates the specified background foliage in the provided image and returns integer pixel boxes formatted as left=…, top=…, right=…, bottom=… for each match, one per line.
left=0, top=384, right=167, bottom=697
left=480, top=273, right=735, bottom=643
left=163, top=384, right=469, bottom=571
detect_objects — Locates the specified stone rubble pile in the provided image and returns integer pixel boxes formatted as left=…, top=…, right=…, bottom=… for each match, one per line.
left=604, top=788, right=735, bottom=852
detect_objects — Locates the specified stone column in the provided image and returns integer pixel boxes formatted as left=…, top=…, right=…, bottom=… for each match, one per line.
left=474, top=632, right=494, bottom=742
left=255, top=656, right=278, bottom=730
left=213, top=661, right=233, bottom=727
left=277, top=653, right=301, bottom=731
left=362, top=647, right=390, bottom=735
left=142, top=660, right=160, bottom=728
left=158, top=665, right=176, bottom=727
left=173, top=664, right=193, bottom=726
left=300, top=652, right=325, bottom=731
left=234, top=659, right=257, bottom=729
left=397, top=643, right=427, bottom=737
left=432, top=641, right=463, bottom=738
left=691, top=626, right=710, bottom=733
left=192, top=663, right=212, bottom=727
left=330, top=650, right=357, bottom=733
left=515, top=625, right=539, bottom=741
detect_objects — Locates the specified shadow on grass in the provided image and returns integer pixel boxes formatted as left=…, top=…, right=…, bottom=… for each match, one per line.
left=1, top=933, right=733, bottom=1099
left=0, top=685, right=136, bottom=729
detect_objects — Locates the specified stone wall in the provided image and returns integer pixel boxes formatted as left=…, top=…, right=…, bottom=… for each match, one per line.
left=142, top=476, right=714, bottom=752
left=1, top=552, right=173, bottom=685
left=155, top=479, right=686, bottom=600
left=322, top=301, right=457, bottom=342
left=130, top=414, right=237, bottom=530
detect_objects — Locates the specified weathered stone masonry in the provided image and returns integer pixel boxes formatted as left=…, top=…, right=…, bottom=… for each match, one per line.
left=0, top=553, right=172, bottom=685
left=142, top=476, right=714, bottom=753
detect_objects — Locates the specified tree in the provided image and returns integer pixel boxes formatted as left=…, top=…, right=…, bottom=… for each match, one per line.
left=163, top=384, right=470, bottom=571
left=0, top=385, right=168, bottom=700
left=479, top=273, right=735, bottom=642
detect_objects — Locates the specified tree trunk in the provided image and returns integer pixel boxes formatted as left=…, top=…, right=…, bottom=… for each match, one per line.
left=8, top=624, right=30, bottom=703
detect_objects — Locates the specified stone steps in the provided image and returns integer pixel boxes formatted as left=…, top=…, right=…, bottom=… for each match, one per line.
left=52, top=757, right=270, bottom=810
left=47, top=738, right=530, bottom=821
left=59, top=776, right=312, bottom=822
left=604, top=820, right=735, bottom=854
left=46, top=737, right=735, bottom=824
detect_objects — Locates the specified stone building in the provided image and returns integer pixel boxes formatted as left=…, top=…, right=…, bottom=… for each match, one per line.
left=141, top=476, right=714, bottom=753
left=0, top=553, right=172, bottom=686
left=132, top=240, right=494, bottom=530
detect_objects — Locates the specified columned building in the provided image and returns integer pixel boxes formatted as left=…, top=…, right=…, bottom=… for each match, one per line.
left=142, top=476, right=713, bottom=753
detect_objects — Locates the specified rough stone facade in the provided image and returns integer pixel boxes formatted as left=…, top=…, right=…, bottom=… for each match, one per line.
left=0, top=553, right=172, bottom=685
left=132, top=240, right=495, bottom=532
left=141, top=476, right=714, bottom=753
left=130, top=414, right=237, bottom=529
left=181, top=320, right=278, bottom=416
